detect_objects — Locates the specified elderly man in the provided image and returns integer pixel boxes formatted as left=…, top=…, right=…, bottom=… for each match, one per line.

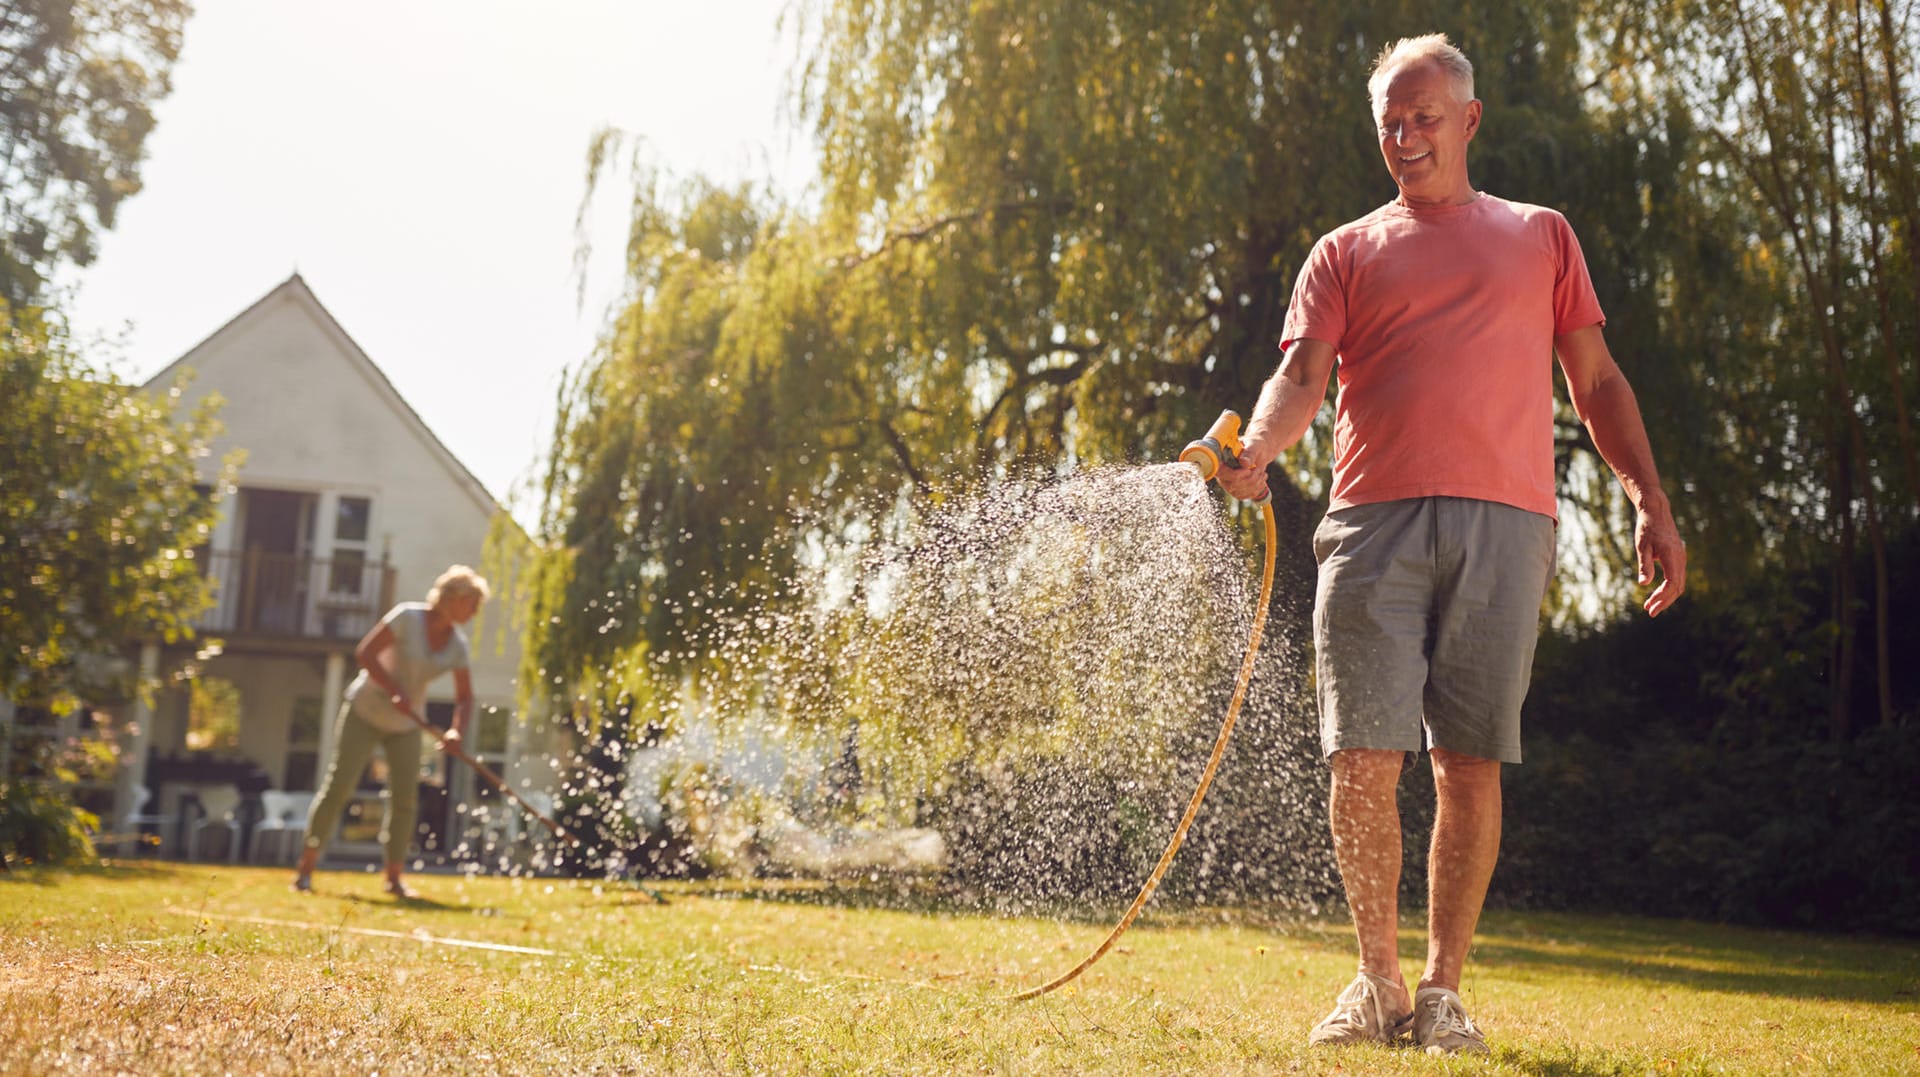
left=1217, top=33, right=1686, bottom=1055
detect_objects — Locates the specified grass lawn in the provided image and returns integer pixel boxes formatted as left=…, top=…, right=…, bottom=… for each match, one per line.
left=2, top=862, right=1915, bottom=1074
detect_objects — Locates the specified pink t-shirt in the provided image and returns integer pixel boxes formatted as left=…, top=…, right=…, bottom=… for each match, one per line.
left=1281, top=193, right=1604, bottom=520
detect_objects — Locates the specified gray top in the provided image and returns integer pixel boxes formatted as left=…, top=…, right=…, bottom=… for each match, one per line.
left=344, top=602, right=469, bottom=734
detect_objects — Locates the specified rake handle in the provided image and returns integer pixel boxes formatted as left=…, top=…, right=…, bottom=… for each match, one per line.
left=391, top=700, right=582, bottom=848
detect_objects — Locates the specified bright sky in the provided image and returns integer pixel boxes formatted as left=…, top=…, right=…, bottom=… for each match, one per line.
left=63, top=0, right=812, bottom=509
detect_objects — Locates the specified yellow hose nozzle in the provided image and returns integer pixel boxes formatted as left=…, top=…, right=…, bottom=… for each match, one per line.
left=1179, top=409, right=1244, bottom=483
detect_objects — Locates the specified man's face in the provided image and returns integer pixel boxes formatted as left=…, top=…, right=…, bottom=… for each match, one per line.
left=1372, top=59, right=1481, bottom=206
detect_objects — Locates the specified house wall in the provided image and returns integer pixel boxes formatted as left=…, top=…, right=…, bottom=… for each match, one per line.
left=161, top=280, right=521, bottom=711
left=113, top=277, right=567, bottom=856
left=202, top=654, right=325, bottom=788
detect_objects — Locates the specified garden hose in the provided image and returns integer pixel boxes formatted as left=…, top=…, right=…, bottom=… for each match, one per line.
left=1011, top=413, right=1278, bottom=1002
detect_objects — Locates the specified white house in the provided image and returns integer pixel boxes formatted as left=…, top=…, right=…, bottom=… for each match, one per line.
left=108, top=273, right=562, bottom=866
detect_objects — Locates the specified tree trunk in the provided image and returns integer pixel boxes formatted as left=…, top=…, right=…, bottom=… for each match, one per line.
left=1874, top=0, right=1920, bottom=516
left=1733, top=0, right=1862, bottom=737
left=1854, top=0, right=1920, bottom=519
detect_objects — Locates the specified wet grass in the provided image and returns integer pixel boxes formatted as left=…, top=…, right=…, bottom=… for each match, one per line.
left=2, top=862, right=1916, bottom=1074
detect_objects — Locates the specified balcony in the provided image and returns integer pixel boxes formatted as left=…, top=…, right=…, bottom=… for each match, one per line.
left=196, top=550, right=396, bottom=645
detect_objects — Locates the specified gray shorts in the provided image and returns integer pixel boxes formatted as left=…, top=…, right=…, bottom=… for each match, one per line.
left=1312, top=496, right=1555, bottom=764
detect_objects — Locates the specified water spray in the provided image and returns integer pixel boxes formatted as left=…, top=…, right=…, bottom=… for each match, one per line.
left=1011, top=410, right=1277, bottom=1002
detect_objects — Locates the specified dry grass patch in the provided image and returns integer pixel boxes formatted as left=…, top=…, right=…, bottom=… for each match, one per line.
left=2, top=863, right=1915, bottom=1074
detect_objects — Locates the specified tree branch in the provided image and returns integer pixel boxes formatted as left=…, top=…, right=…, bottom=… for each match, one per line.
left=835, top=197, right=1074, bottom=269
left=877, top=415, right=930, bottom=496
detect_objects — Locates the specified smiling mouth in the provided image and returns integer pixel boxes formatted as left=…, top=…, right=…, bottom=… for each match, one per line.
left=1398, top=151, right=1432, bottom=164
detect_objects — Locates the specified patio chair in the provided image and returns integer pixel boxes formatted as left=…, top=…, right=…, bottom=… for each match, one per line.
left=249, top=790, right=316, bottom=864
left=186, top=784, right=243, bottom=862
left=118, top=784, right=177, bottom=856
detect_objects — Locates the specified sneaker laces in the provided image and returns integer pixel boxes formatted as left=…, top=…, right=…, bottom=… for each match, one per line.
left=1321, top=974, right=1399, bottom=1036
left=1425, top=993, right=1481, bottom=1040
left=1318, top=998, right=1371, bottom=1037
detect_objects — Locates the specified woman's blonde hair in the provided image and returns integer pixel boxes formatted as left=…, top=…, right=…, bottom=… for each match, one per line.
left=1368, top=32, right=1475, bottom=107
left=427, top=564, right=491, bottom=607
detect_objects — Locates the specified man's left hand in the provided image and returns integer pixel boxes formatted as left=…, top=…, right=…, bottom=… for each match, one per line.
left=1636, top=497, right=1687, bottom=617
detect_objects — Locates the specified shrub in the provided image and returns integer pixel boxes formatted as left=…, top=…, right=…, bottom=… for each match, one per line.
left=0, top=730, right=114, bottom=868
left=1497, top=725, right=1920, bottom=933
left=0, top=780, right=99, bottom=867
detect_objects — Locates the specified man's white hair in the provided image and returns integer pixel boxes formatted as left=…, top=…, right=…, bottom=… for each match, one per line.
left=1367, top=33, right=1475, bottom=106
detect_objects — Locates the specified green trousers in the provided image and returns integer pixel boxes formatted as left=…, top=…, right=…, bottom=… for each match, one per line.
left=302, top=702, right=422, bottom=866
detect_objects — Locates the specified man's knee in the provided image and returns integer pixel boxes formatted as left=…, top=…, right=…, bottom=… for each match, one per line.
left=1331, top=748, right=1408, bottom=805
left=1332, top=747, right=1406, bottom=779
left=1429, top=748, right=1501, bottom=798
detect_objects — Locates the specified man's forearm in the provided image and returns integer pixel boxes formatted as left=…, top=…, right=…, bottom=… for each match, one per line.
left=1557, top=324, right=1688, bottom=614
left=1243, top=341, right=1336, bottom=467
left=1577, top=372, right=1668, bottom=512
left=1245, top=374, right=1320, bottom=458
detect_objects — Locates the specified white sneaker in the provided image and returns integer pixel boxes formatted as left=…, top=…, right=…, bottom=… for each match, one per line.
left=1413, top=986, right=1489, bottom=1056
left=1307, top=971, right=1413, bottom=1046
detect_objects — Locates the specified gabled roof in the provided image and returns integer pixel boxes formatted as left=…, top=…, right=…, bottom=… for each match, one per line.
left=144, top=272, right=500, bottom=517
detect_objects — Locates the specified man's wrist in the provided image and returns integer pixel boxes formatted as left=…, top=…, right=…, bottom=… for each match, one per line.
left=1239, top=430, right=1277, bottom=472
left=1633, top=486, right=1671, bottom=516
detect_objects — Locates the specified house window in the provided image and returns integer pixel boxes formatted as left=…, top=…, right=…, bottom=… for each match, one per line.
left=285, top=696, right=322, bottom=790
left=328, top=496, right=373, bottom=594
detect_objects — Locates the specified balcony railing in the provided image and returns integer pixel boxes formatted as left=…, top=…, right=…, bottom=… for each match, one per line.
left=196, top=550, right=396, bottom=643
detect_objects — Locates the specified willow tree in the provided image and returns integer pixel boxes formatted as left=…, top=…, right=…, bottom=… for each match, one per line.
left=530, top=1, right=1733, bottom=728
left=1585, top=0, right=1920, bottom=735
left=793, top=0, right=1759, bottom=628
left=527, top=168, right=787, bottom=716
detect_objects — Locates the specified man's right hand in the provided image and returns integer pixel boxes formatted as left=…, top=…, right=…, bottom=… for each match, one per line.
left=1216, top=452, right=1272, bottom=503
left=1214, top=339, right=1335, bottom=504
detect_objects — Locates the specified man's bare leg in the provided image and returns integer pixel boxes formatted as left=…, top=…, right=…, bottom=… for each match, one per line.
left=1329, top=748, right=1413, bottom=1013
left=1421, top=747, right=1502, bottom=993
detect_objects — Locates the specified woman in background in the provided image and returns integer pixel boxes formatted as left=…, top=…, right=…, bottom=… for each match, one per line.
left=293, top=564, right=487, bottom=897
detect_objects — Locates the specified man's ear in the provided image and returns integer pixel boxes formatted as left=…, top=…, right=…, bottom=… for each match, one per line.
left=1464, top=99, right=1483, bottom=142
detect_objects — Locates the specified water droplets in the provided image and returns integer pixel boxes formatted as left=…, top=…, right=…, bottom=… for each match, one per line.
left=492, top=462, right=1335, bottom=912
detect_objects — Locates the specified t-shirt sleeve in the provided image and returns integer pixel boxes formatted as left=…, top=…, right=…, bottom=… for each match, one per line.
left=1281, top=233, right=1347, bottom=350
left=381, top=603, right=414, bottom=645
left=1550, top=213, right=1606, bottom=334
